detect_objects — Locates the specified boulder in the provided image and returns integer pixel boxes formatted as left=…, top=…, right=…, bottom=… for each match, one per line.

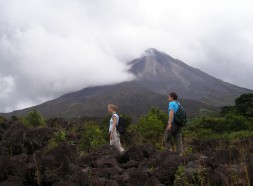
left=105, top=166, right=124, bottom=179
left=213, top=148, right=240, bottom=164
left=116, top=167, right=158, bottom=186
left=8, top=153, right=28, bottom=178
left=1, top=123, right=26, bottom=155
left=105, top=179, right=119, bottom=186
left=0, top=176, right=23, bottom=186
left=23, top=127, right=52, bottom=154
left=246, top=155, right=253, bottom=186
left=88, top=177, right=107, bottom=186
left=190, top=138, right=221, bottom=153
left=153, top=150, right=184, bottom=185
left=53, top=180, right=77, bottom=186
left=41, top=144, right=78, bottom=185
left=0, top=153, right=30, bottom=185
left=0, top=155, right=9, bottom=181
left=94, top=156, right=120, bottom=168
left=120, top=160, right=139, bottom=169
left=78, top=145, right=119, bottom=168
left=119, top=144, right=157, bottom=163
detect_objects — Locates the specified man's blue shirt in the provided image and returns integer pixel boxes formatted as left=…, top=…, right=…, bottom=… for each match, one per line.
left=168, top=101, right=179, bottom=122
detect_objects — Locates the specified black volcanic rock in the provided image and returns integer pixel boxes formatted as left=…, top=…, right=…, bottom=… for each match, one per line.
left=23, top=127, right=52, bottom=154
left=1, top=123, right=27, bottom=155
left=0, top=120, right=252, bottom=186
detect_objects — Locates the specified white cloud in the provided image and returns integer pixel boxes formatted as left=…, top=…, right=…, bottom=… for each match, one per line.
left=0, top=74, right=15, bottom=98
left=0, top=0, right=253, bottom=112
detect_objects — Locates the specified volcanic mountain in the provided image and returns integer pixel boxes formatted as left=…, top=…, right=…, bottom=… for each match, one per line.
left=129, top=48, right=250, bottom=105
left=1, top=48, right=251, bottom=119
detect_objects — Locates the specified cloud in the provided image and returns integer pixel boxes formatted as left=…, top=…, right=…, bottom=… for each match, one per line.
left=0, top=0, right=253, bottom=112
left=0, top=74, right=15, bottom=98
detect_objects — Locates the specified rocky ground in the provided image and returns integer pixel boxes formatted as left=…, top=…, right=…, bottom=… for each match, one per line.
left=0, top=119, right=253, bottom=186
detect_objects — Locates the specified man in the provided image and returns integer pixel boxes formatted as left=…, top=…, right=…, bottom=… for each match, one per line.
left=164, top=92, right=183, bottom=154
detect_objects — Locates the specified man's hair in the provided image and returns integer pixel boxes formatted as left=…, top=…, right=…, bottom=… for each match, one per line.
left=169, top=92, right=178, bottom=100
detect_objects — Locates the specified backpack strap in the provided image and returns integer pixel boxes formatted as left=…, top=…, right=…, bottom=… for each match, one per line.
left=174, top=101, right=181, bottom=113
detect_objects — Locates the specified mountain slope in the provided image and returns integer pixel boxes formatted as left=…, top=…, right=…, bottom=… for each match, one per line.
left=129, top=48, right=251, bottom=105
left=1, top=48, right=251, bottom=119
left=4, top=82, right=215, bottom=119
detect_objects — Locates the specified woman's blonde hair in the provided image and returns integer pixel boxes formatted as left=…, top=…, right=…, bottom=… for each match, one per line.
left=108, top=104, right=118, bottom=112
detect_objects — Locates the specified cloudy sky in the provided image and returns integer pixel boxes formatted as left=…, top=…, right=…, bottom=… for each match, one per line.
left=1, top=0, right=253, bottom=112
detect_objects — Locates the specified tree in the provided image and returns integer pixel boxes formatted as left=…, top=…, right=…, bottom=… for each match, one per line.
left=235, top=93, right=253, bottom=118
left=26, top=110, right=45, bottom=127
left=11, top=115, right=18, bottom=122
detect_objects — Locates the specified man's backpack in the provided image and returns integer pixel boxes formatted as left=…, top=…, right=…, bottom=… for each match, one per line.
left=174, top=102, right=187, bottom=126
left=117, top=115, right=126, bottom=134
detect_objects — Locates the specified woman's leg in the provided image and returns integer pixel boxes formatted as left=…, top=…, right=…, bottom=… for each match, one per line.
left=110, top=131, right=124, bottom=153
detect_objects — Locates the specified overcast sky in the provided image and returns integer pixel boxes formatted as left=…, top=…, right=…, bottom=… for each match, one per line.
left=1, top=0, right=253, bottom=112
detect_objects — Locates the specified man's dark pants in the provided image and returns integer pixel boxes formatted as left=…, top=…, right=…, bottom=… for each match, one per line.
left=164, top=124, right=183, bottom=153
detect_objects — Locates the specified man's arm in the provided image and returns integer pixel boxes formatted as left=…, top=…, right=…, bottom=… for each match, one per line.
left=166, top=110, right=174, bottom=132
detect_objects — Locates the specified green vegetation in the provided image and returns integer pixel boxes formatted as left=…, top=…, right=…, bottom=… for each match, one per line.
left=0, top=116, right=6, bottom=123
left=184, top=115, right=250, bottom=139
left=235, top=93, right=253, bottom=118
left=46, top=130, right=68, bottom=150
left=25, top=110, right=45, bottom=127
left=174, top=165, right=187, bottom=186
left=80, top=121, right=107, bottom=152
left=184, top=93, right=253, bottom=141
left=128, top=108, right=167, bottom=148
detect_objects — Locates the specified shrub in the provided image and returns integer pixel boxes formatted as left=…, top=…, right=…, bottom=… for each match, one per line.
left=174, top=165, right=188, bottom=186
left=25, top=110, right=45, bottom=127
left=136, top=117, right=164, bottom=143
left=47, top=131, right=68, bottom=150
left=186, top=115, right=249, bottom=134
left=130, top=108, right=167, bottom=144
left=0, top=116, right=6, bottom=123
left=225, top=131, right=253, bottom=141
left=52, top=131, right=67, bottom=144
left=220, top=106, right=236, bottom=116
left=186, top=116, right=227, bottom=133
left=247, top=118, right=253, bottom=130
left=11, top=115, right=18, bottom=122
left=225, top=114, right=249, bottom=132
left=235, top=93, right=253, bottom=118
left=80, top=121, right=107, bottom=152
left=195, top=129, right=214, bottom=139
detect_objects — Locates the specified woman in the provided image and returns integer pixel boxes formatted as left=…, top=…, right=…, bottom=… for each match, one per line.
left=108, top=104, right=124, bottom=153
